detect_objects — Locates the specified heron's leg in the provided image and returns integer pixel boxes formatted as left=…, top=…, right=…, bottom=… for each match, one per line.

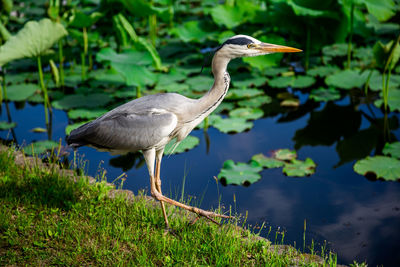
left=155, top=149, right=169, bottom=228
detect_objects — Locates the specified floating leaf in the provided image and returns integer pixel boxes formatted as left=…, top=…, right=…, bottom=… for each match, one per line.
left=233, top=76, right=267, bottom=88
left=322, top=43, right=348, bottom=57
left=6, top=83, right=38, bottom=101
left=307, top=65, right=340, bottom=77
left=23, top=140, right=59, bottom=155
left=292, top=76, right=315, bottom=88
left=0, top=18, right=67, bottom=66
left=268, top=76, right=293, bottom=88
left=164, top=135, right=200, bottom=155
left=30, top=127, right=47, bottom=133
left=374, top=89, right=400, bottom=111
left=325, top=69, right=369, bottom=89
left=237, top=95, right=272, bottom=108
left=243, top=35, right=285, bottom=70
left=274, top=149, right=297, bottom=161
left=368, top=73, right=400, bottom=91
left=264, top=67, right=288, bottom=77
left=186, top=76, right=215, bottom=92
left=283, top=158, right=316, bottom=177
left=212, top=117, right=253, bottom=133
left=65, top=122, right=88, bottom=135
left=309, top=87, right=341, bottom=102
left=52, top=94, right=113, bottom=110
left=214, top=102, right=235, bottom=113
left=229, top=108, right=263, bottom=120
left=226, top=88, right=264, bottom=100
left=0, top=121, right=16, bottom=130
left=68, top=109, right=107, bottom=120
left=354, top=156, right=400, bottom=181
left=217, top=160, right=262, bottom=186
left=383, top=142, right=400, bottom=159
left=170, top=21, right=210, bottom=43
left=210, top=5, right=245, bottom=29
left=251, top=154, right=285, bottom=168
left=280, top=98, right=300, bottom=107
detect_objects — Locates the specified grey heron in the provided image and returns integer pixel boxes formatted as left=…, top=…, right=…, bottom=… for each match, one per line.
left=66, top=35, right=301, bottom=228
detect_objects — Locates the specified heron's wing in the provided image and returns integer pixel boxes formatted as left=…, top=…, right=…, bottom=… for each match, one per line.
left=67, top=109, right=178, bottom=152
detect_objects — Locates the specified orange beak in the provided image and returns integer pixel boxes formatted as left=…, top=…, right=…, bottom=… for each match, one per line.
left=258, top=43, right=302, bottom=53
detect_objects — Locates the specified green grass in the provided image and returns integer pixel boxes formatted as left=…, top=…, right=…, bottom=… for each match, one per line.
left=0, top=146, right=340, bottom=266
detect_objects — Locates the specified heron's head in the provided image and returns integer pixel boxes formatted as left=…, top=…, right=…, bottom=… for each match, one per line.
left=216, top=35, right=302, bottom=59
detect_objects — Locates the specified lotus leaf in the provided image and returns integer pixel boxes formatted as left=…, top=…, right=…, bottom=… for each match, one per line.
left=251, top=153, right=285, bottom=169
left=186, top=76, right=215, bottom=92
left=112, top=62, right=157, bottom=87
left=307, top=66, right=340, bottom=77
left=52, top=93, right=113, bottom=110
left=264, top=67, right=288, bottom=77
left=69, top=10, right=101, bottom=28
left=268, top=76, right=293, bottom=88
left=214, top=102, right=235, bottom=113
left=217, top=160, right=262, bottom=186
left=6, top=83, right=38, bottom=101
left=158, top=83, right=190, bottom=93
left=0, top=121, right=16, bottom=130
left=229, top=108, right=263, bottom=120
left=362, top=0, right=396, bottom=21
left=65, top=122, right=88, bottom=135
left=113, top=88, right=137, bottom=99
left=30, top=127, right=47, bottom=133
left=68, top=109, right=107, bottom=120
left=28, top=93, right=44, bottom=103
left=96, top=48, right=152, bottom=66
left=322, top=43, right=348, bottom=57
left=325, top=69, right=369, bottom=89
left=309, top=87, right=341, bottom=102
left=368, top=73, right=400, bottom=91
left=226, top=88, right=264, bottom=100
left=374, top=89, right=400, bottom=111
left=170, top=21, right=210, bottom=43
left=233, top=76, right=267, bottom=88
left=164, top=135, right=200, bottom=155
left=23, top=140, right=59, bottom=155
left=212, top=117, right=253, bottom=133
left=243, top=35, right=285, bottom=70
left=280, top=99, right=300, bottom=107
left=292, top=76, right=315, bottom=88
left=354, top=156, right=400, bottom=181
left=283, top=158, right=316, bottom=177
left=274, top=149, right=297, bottom=161
left=237, top=95, right=272, bottom=108
left=210, top=5, right=245, bottom=29
left=157, top=68, right=186, bottom=86
left=0, top=18, right=67, bottom=66
left=217, top=30, right=236, bottom=43
left=383, top=142, right=400, bottom=159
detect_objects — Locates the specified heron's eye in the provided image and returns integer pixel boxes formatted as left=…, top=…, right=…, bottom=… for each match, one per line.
left=247, top=43, right=256, bottom=49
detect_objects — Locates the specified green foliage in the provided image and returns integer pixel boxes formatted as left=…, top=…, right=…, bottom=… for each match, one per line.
left=218, top=160, right=262, bottom=185
left=354, top=156, right=400, bottom=181
left=309, top=87, right=341, bottom=102
left=67, top=109, right=107, bottom=120
left=22, top=140, right=59, bottom=155
left=6, top=83, right=38, bottom=101
left=52, top=94, right=113, bottom=110
left=274, top=149, right=297, bottom=161
left=164, top=135, right=200, bottom=155
left=229, top=107, right=263, bottom=120
left=0, top=121, right=16, bottom=130
left=383, top=142, right=400, bottom=159
left=170, top=21, right=210, bottom=43
left=282, top=158, right=316, bottom=177
left=212, top=116, right=253, bottom=133
left=325, top=69, right=369, bottom=89
left=251, top=153, right=285, bottom=169
left=374, top=88, right=400, bottom=111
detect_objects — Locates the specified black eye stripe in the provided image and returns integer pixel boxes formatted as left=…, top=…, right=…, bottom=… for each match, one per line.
left=223, top=37, right=253, bottom=46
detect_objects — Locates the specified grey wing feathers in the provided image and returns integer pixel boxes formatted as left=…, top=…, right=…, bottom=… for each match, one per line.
left=67, top=110, right=178, bottom=152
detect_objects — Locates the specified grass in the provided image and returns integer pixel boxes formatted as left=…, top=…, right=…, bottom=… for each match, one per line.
left=0, top=145, right=341, bottom=266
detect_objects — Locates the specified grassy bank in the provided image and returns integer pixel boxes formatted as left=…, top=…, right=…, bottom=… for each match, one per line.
left=0, top=146, right=340, bottom=266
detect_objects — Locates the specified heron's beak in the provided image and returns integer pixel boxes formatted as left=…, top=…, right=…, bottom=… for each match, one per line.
left=257, top=43, right=302, bottom=53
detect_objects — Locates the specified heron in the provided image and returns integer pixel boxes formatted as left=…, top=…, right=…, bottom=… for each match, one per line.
left=66, top=34, right=301, bottom=229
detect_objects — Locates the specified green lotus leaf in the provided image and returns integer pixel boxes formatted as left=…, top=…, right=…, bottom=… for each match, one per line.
left=52, top=93, right=113, bottom=110
left=67, top=109, right=107, bottom=120
left=156, top=82, right=189, bottom=93
left=65, top=122, right=88, bottom=135
left=23, top=140, right=59, bottom=156
left=292, top=76, right=315, bottom=88
left=363, top=0, right=396, bottom=21
left=157, top=68, right=186, bottom=86
left=309, top=87, right=341, bottom=102
left=243, top=36, right=285, bottom=70
left=113, top=88, right=137, bottom=98
left=325, top=69, right=369, bottom=89
left=251, top=153, right=285, bottom=169
left=283, top=158, right=316, bottom=177
left=96, top=48, right=153, bottom=66
left=186, top=76, right=215, bottom=92
left=322, top=43, right=348, bottom=57
left=226, top=88, right=264, bottom=100
left=383, top=142, right=400, bottom=159
left=217, top=160, right=262, bottom=186
left=0, top=121, right=16, bottom=130
left=112, top=63, right=157, bottom=87
left=210, top=5, right=244, bottom=29
left=264, top=67, right=288, bottom=77
left=354, top=156, right=400, bottom=181
left=374, top=89, right=400, bottom=111
left=6, top=83, right=39, bottom=101
left=30, top=127, right=47, bottom=133
left=170, top=21, right=210, bottom=43
left=214, top=102, right=235, bottom=114
left=233, top=76, right=267, bottom=88
left=237, top=95, right=272, bottom=108
left=268, top=76, right=293, bottom=88
left=307, top=66, right=340, bottom=77
left=368, top=73, right=400, bottom=91
left=274, top=149, right=297, bottom=161
left=229, top=107, right=263, bottom=120
left=0, top=18, right=67, bottom=66
left=28, top=93, right=44, bottom=103
left=164, top=135, right=200, bottom=155
left=280, top=98, right=300, bottom=107
left=212, top=117, right=253, bottom=133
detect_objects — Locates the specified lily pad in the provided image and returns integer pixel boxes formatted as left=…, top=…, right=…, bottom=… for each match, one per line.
left=186, top=76, right=215, bottom=92
left=283, top=158, right=316, bottom=177
left=0, top=121, right=16, bottom=130
left=243, top=35, right=285, bottom=70
left=274, top=149, right=297, bottom=161
left=214, top=102, right=235, bottom=114
left=383, top=142, right=400, bottom=159
left=307, top=65, right=340, bottom=77
left=229, top=107, right=263, bottom=120
left=280, top=98, right=300, bottom=107
left=268, top=76, right=293, bottom=88
left=368, top=73, right=400, bottom=91
left=264, top=67, right=288, bottom=77
left=170, top=21, right=210, bottom=43
left=67, top=109, right=107, bottom=120
left=226, top=88, right=264, bottom=100
left=322, top=43, right=348, bottom=57
left=309, top=87, right=341, bottom=102
left=251, top=153, right=285, bottom=168
left=0, top=18, right=67, bottom=66
left=23, top=140, right=59, bottom=155
left=164, top=135, right=200, bottom=155
left=65, top=122, right=88, bottom=135
left=374, top=89, right=400, bottom=111
left=212, top=116, right=253, bottom=133
left=292, top=76, right=315, bottom=89
left=325, top=69, right=369, bottom=89
left=217, top=160, right=262, bottom=186
left=6, top=83, right=39, bottom=101
left=354, top=156, right=400, bottom=181
left=237, top=95, right=272, bottom=108
left=233, top=76, right=267, bottom=88
left=52, top=94, right=113, bottom=110
left=210, top=5, right=244, bottom=29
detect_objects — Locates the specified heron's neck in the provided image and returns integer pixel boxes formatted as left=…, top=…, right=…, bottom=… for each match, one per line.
left=195, top=54, right=231, bottom=118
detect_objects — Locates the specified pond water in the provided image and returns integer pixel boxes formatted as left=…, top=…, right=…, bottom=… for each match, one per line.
left=1, top=92, right=400, bottom=266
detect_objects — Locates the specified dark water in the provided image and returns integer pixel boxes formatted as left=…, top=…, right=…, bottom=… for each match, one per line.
left=1, top=95, right=400, bottom=266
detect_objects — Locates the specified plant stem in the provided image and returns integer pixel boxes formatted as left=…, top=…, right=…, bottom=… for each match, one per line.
left=37, top=56, right=50, bottom=125
left=149, top=14, right=157, bottom=47
left=346, top=3, right=354, bottom=69
left=58, top=39, right=65, bottom=87
left=82, top=27, right=88, bottom=80
left=305, top=24, right=310, bottom=71
left=136, top=86, right=141, bottom=98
